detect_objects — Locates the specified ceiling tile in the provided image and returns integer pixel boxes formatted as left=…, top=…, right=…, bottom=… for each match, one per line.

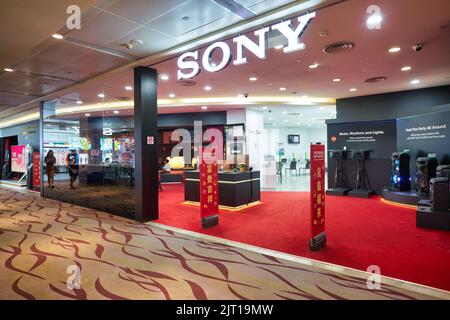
left=103, top=0, right=190, bottom=25
left=14, top=57, right=62, bottom=75
left=146, top=0, right=237, bottom=38
left=34, top=41, right=93, bottom=65
left=71, top=51, right=126, bottom=72
left=0, top=91, right=37, bottom=106
left=49, top=64, right=98, bottom=82
left=105, top=27, right=178, bottom=57
left=69, top=10, right=140, bottom=46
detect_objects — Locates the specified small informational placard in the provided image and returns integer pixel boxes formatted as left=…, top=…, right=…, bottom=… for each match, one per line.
left=33, top=152, right=40, bottom=188
left=199, top=147, right=219, bottom=228
left=11, top=145, right=26, bottom=173
left=310, top=143, right=326, bottom=251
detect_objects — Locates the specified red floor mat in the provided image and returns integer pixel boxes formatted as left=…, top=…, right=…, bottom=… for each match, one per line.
left=156, top=184, right=450, bottom=291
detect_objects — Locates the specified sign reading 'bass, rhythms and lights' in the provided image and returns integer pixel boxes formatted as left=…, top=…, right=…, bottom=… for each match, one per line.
left=177, top=12, right=316, bottom=80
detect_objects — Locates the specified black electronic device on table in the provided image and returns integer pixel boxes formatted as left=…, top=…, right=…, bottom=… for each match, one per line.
left=326, top=149, right=351, bottom=196
left=415, top=156, right=438, bottom=196
left=348, top=149, right=374, bottom=198
left=391, top=151, right=411, bottom=191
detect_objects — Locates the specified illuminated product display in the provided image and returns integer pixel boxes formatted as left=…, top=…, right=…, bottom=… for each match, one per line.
left=391, top=151, right=411, bottom=191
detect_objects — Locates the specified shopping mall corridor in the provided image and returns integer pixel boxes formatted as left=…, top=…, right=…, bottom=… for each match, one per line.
left=0, top=186, right=443, bottom=300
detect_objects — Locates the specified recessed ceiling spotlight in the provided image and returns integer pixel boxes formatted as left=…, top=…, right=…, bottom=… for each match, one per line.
left=52, top=33, right=64, bottom=40
left=113, top=110, right=120, bottom=114
left=274, top=44, right=284, bottom=50
left=125, top=86, right=133, bottom=91
left=410, top=79, right=420, bottom=84
left=76, top=100, right=83, bottom=104
left=85, top=113, right=91, bottom=117
left=296, top=59, right=302, bottom=63
left=169, top=93, right=176, bottom=98
left=279, top=87, right=286, bottom=91
left=320, top=107, right=324, bottom=110
left=299, top=114, right=303, bottom=117
left=3, top=67, right=14, bottom=72
left=202, top=106, right=208, bottom=110
left=160, top=74, right=169, bottom=81
left=401, top=66, right=412, bottom=71
left=269, top=117, right=273, bottom=120
left=389, top=47, right=401, bottom=53
left=309, top=63, right=319, bottom=69
left=332, top=78, right=341, bottom=82
left=282, top=111, right=287, bottom=114
left=98, top=93, right=105, bottom=98
left=204, top=86, right=212, bottom=91
left=262, top=106, right=268, bottom=110
left=249, top=77, right=258, bottom=81
left=284, top=120, right=288, bottom=123
left=350, top=88, right=357, bottom=92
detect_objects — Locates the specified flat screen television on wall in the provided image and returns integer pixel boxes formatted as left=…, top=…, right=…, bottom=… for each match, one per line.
left=288, top=135, right=300, bottom=144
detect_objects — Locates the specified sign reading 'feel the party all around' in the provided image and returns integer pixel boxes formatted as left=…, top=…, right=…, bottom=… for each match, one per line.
left=177, top=12, right=316, bottom=80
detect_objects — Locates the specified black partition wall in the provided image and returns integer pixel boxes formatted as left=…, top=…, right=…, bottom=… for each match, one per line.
left=327, top=85, right=450, bottom=194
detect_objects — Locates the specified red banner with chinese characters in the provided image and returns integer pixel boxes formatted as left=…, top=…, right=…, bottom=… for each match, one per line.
left=310, top=143, right=325, bottom=238
left=33, top=152, right=40, bottom=188
left=200, top=148, right=219, bottom=219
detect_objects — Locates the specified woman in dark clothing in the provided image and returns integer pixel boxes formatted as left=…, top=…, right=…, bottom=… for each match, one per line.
left=44, top=150, right=56, bottom=188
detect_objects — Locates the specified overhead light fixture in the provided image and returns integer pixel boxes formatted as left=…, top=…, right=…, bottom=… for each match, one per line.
left=401, top=66, right=412, bottom=71
left=282, top=111, right=287, bottom=114
left=169, top=93, right=176, bottom=98
left=125, top=86, right=133, bottom=91
left=85, top=113, right=91, bottom=117
left=410, top=79, right=420, bottom=84
left=3, top=68, right=14, bottom=72
left=366, top=14, right=382, bottom=29
left=350, top=88, right=357, bottom=92
left=98, top=93, right=105, bottom=98
left=332, top=78, right=341, bottom=82
left=389, top=47, right=401, bottom=53
left=269, top=117, right=273, bottom=120
left=309, top=63, right=319, bottom=69
left=76, top=100, right=83, bottom=105
left=204, top=86, right=212, bottom=91
left=160, top=74, right=169, bottom=81
left=279, top=87, right=286, bottom=91
left=201, top=106, right=208, bottom=110
left=284, top=120, right=288, bottom=123
left=299, top=114, right=303, bottom=117
left=113, top=110, right=120, bottom=114
left=249, top=77, right=258, bottom=81
left=52, top=33, right=64, bottom=40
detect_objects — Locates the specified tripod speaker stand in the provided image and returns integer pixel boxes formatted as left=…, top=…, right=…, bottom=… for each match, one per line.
left=326, top=150, right=351, bottom=196
left=348, top=150, right=374, bottom=198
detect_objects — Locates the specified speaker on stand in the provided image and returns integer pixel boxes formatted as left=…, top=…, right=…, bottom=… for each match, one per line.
left=348, top=150, right=374, bottom=198
left=326, top=150, right=351, bottom=196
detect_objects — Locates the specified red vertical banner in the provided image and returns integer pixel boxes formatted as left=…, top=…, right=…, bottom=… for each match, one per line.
left=199, top=147, right=219, bottom=228
left=309, top=143, right=326, bottom=251
left=32, top=152, right=41, bottom=189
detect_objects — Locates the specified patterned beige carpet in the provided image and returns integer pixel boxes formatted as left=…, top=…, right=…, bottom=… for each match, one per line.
left=0, top=187, right=443, bottom=300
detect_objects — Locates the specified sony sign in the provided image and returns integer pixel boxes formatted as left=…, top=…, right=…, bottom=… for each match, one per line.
left=177, top=12, right=316, bottom=80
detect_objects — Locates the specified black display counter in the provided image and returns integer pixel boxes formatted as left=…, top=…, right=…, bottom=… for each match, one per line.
left=184, top=171, right=260, bottom=208
left=381, top=188, right=427, bottom=206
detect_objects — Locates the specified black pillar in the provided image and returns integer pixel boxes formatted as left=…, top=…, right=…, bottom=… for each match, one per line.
left=134, top=66, right=158, bottom=221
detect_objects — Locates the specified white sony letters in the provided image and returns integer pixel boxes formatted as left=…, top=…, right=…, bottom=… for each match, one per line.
left=177, top=12, right=316, bottom=80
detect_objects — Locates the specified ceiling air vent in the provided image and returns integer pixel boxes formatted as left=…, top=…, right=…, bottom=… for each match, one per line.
left=365, top=76, right=387, bottom=83
left=323, top=41, right=355, bottom=54
left=177, top=80, right=196, bottom=87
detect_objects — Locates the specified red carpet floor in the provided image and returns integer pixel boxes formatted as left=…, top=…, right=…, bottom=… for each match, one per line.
left=156, top=184, right=450, bottom=291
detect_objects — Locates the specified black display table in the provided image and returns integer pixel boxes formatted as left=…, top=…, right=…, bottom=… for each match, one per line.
left=381, top=188, right=427, bottom=206
left=184, top=171, right=261, bottom=208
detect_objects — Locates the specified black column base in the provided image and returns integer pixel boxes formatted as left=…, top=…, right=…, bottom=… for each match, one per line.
left=326, top=188, right=351, bottom=196
left=202, top=215, right=219, bottom=228
left=309, top=232, right=327, bottom=251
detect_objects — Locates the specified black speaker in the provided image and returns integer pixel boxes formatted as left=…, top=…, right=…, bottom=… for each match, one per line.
left=430, top=178, right=449, bottom=212
left=437, top=165, right=450, bottom=179
left=415, top=156, right=438, bottom=195
left=391, top=152, right=411, bottom=191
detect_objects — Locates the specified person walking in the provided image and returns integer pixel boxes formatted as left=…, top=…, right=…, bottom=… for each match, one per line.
left=44, top=150, right=56, bottom=188
left=66, top=149, right=79, bottom=189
